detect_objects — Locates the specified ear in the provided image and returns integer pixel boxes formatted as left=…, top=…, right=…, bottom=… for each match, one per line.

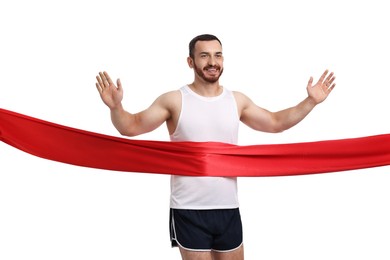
left=187, top=56, right=194, bottom=68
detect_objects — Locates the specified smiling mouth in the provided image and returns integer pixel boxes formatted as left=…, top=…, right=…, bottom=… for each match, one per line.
left=204, top=67, right=219, bottom=73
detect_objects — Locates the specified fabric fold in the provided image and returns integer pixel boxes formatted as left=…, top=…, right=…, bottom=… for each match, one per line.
left=1, top=108, right=389, bottom=177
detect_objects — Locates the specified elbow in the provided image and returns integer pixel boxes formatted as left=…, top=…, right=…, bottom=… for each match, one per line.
left=116, top=126, right=138, bottom=137
left=268, top=126, right=285, bottom=134
left=272, top=129, right=285, bottom=134
left=267, top=115, right=288, bottom=133
left=252, top=124, right=285, bottom=133
left=118, top=129, right=138, bottom=137
left=118, top=130, right=133, bottom=137
left=266, top=120, right=288, bottom=133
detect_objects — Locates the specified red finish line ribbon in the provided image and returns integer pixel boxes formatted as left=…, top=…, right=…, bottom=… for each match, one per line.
left=1, top=108, right=389, bottom=177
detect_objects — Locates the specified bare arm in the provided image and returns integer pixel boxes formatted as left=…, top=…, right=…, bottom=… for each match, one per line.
left=236, top=70, right=336, bottom=133
left=96, top=71, right=173, bottom=136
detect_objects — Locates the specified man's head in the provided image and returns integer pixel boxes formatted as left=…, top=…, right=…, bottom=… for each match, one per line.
left=188, top=34, right=224, bottom=83
left=189, top=34, right=222, bottom=59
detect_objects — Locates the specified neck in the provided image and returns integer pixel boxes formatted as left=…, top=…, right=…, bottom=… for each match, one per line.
left=188, top=81, right=222, bottom=97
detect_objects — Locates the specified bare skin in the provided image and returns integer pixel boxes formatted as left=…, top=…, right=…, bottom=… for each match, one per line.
left=96, top=39, right=336, bottom=260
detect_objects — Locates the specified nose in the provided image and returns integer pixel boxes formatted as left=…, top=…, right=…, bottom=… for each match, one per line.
left=208, top=56, right=216, bottom=66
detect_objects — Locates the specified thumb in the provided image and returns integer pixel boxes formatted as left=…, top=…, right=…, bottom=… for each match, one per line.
left=307, top=76, right=313, bottom=88
left=117, top=78, right=122, bottom=90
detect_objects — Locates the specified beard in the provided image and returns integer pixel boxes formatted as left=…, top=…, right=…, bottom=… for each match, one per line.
left=193, top=62, right=224, bottom=83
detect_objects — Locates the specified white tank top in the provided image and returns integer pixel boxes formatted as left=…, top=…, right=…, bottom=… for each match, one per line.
left=169, top=85, right=240, bottom=209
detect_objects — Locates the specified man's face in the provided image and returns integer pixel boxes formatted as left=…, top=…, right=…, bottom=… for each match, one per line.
left=190, top=40, right=224, bottom=83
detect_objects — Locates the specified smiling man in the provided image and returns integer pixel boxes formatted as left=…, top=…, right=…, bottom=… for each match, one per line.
left=96, top=34, right=336, bottom=260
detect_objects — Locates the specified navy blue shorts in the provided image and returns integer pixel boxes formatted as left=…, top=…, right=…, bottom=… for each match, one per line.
left=169, top=208, right=243, bottom=252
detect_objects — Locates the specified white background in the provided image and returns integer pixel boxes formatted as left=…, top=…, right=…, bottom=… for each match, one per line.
left=1, top=0, right=389, bottom=259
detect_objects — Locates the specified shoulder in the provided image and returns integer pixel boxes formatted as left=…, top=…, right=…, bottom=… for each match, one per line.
left=152, top=90, right=181, bottom=113
left=156, top=90, right=181, bottom=103
left=232, top=91, right=253, bottom=107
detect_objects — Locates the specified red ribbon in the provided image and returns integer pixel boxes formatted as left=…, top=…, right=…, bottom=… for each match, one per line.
left=1, top=108, right=389, bottom=177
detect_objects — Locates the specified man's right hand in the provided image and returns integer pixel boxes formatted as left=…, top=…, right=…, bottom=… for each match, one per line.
left=96, top=71, right=123, bottom=110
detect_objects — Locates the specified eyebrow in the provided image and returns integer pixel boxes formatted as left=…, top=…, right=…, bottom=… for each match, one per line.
left=199, top=51, right=223, bottom=55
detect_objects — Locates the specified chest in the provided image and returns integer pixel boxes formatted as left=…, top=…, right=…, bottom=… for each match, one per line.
left=172, top=92, right=239, bottom=142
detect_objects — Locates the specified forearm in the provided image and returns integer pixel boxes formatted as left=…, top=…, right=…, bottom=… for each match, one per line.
left=273, top=96, right=317, bottom=132
left=110, top=104, right=137, bottom=136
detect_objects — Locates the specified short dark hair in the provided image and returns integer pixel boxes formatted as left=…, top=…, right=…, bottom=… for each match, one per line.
left=189, top=34, right=222, bottom=58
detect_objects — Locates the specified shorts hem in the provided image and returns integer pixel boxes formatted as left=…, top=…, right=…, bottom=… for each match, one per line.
left=172, top=240, right=243, bottom=253
left=211, top=242, right=243, bottom=253
left=173, top=239, right=212, bottom=252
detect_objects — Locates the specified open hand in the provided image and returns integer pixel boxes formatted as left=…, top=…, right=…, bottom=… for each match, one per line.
left=307, top=70, right=336, bottom=104
left=96, top=71, right=123, bottom=109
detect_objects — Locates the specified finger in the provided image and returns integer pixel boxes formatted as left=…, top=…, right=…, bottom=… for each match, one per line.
left=327, top=76, right=336, bottom=88
left=99, top=72, right=109, bottom=87
left=324, top=72, right=334, bottom=83
left=96, top=75, right=104, bottom=89
left=103, top=71, right=115, bottom=86
left=328, top=83, right=336, bottom=92
left=307, top=76, right=314, bottom=88
left=318, top=69, right=329, bottom=83
left=117, top=78, right=122, bottom=90
left=95, top=82, right=102, bottom=93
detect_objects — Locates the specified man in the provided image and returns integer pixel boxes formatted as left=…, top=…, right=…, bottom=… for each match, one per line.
left=95, top=34, right=335, bottom=260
